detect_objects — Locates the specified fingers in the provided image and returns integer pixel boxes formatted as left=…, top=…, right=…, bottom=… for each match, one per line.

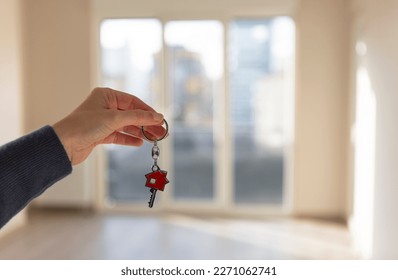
left=90, top=87, right=162, bottom=115
left=110, top=88, right=157, bottom=112
left=101, top=132, right=144, bottom=146
left=109, top=109, right=164, bottom=130
left=120, top=125, right=167, bottom=140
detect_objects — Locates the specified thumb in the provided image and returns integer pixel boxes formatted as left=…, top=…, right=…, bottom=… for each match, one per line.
left=109, top=109, right=164, bottom=129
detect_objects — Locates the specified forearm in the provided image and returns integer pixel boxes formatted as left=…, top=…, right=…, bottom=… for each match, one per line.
left=0, top=126, right=72, bottom=228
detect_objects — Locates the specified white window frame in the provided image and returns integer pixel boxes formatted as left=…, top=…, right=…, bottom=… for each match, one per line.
left=90, top=0, right=297, bottom=217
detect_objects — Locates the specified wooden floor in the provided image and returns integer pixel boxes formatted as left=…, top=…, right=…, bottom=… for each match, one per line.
left=0, top=209, right=360, bottom=259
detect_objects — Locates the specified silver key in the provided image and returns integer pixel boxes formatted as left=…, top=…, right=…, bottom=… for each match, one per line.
left=148, top=188, right=157, bottom=208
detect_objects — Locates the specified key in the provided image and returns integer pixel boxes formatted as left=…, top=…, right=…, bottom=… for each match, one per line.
left=145, top=169, right=169, bottom=208
left=141, top=119, right=170, bottom=208
left=148, top=188, right=157, bottom=208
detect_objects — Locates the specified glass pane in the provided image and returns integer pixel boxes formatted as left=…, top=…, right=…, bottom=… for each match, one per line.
left=100, top=19, right=162, bottom=202
left=165, top=21, right=223, bottom=200
left=229, top=18, right=295, bottom=204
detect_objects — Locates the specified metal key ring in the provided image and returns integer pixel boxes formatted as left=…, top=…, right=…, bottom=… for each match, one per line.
left=141, top=119, right=168, bottom=142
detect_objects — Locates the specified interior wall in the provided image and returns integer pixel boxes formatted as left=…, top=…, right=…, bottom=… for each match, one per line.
left=0, top=0, right=26, bottom=236
left=294, top=0, right=350, bottom=218
left=22, top=0, right=93, bottom=207
left=0, top=0, right=23, bottom=142
left=22, top=0, right=91, bottom=133
left=350, top=0, right=398, bottom=259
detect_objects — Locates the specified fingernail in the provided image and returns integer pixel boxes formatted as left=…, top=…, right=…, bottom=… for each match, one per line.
left=153, top=113, right=163, bottom=121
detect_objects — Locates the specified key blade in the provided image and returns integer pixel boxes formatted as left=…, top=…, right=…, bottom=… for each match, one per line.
left=148, top=188, right=157, bottom=208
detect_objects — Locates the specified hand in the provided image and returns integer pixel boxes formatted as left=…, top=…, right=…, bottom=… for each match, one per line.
left=52, top=87, right=165, bottom=165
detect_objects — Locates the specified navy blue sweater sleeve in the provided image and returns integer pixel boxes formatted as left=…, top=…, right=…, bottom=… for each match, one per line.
left=0, top=126, right=72, bottom=228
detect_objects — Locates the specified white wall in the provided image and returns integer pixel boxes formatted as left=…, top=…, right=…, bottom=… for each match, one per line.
left=22, top=0, right=94, bottom=207
left=0, top=0, right=26, bottom=236
left=294, top=0, right=350, bottom=217
left=0, top=0, right=23, bottom=142
left=350, top=0, right=398, bottom=259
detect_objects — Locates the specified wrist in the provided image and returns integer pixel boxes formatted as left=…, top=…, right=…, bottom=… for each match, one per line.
left=52, top=120, right=73, bottom=163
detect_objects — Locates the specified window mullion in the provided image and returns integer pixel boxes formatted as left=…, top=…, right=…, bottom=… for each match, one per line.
left=159, top=18, right=173, bottom=209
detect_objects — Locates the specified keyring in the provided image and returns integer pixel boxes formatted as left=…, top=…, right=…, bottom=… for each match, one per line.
left=142, top=119, right=169, bottom=208
left=141, top=119, right=168, bottom=142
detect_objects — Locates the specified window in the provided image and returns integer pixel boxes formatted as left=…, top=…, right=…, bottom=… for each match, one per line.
left=100, top=17, right=295, bottom=209
left=100, top=19, right=162, bottom=202
left=229, top=18, right=295, bottom=204
left=165, top=21, right=223, bottom=201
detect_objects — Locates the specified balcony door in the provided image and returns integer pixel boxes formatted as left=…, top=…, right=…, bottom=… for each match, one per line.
left=99, top=16, right=295, bottom=212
